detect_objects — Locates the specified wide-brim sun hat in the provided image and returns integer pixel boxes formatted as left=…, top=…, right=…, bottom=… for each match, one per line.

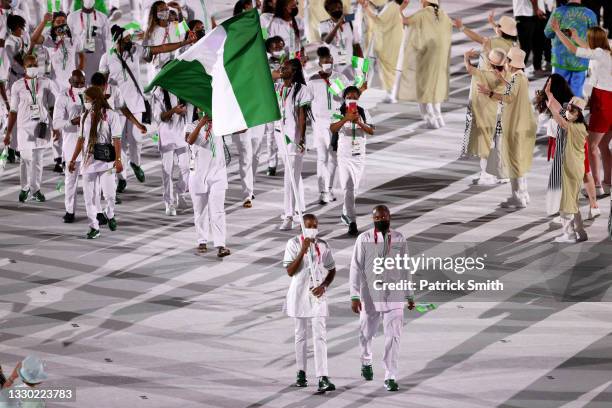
left=18, top=356, right=48, bottom=384
left=508, top=47, right=526, bottom=69
left=568, top=96, right=587, bottom=111
left=498, top=15, right=518, bottom=37
left=487, top=48, right=507, bottom=67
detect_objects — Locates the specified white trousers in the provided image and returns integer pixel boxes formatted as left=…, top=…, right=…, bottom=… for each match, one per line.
left=118, top=119, right=142, bottom=180
left=283, top=152, right=305, bottom=218
left=52, top=137, right=62, bottom=160
left=191, top=187, right=226, bottom=247
left=294, top=317, right=328, bottom=377
left=64, top=161, right=81, bottom=214
left=265, top=122, right=278, bottom=168
left=160, top=147, right=189, bottom=205
left=83, top=169, right=116, bottom=230
left=360, top=308, right=403, bottom=380
left=418, top=103, right=442, bottom=124
left=232, top=126, right=265, bottom=199
left=19, top=148, right=44, bottom=193
left=313, top=119, right=337, bottom=193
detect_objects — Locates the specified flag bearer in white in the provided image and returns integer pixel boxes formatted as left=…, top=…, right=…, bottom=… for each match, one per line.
left=283, top=213, right=337, bottom=392
left=330, top=86, right=373, bottom=236
left=68, top=86, right=123, bottom=240
left=277, top=59, right=313, bottom=230
left=3, top=55, right=53, bottom=204
left=264, top=35, right=286, bottom=177
left=186, top=112, right=231, bottom=258
left=232, top=125, right=265, bottom=208
left=152, top=86, right=190, bottom=216
left=307, top=46, right=348, bottom=205
left=53, top=70, right=87, bottom=223
left=350, top=205, right=415, bottom=392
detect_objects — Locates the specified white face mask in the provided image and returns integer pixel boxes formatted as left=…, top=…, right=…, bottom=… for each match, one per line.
left=272, top=50, right=286, bottom=60
left=84, top=101, right=93, bottom=111
left=73, top=86, right=85, bottom=96
left=345, top=98, right=358, bottom=105
left=83, top=0, right=95, bottom=8
left=157, top=10, right=170, bottom=20
left=321, top=63, right=333, bottom=74
left=565, top=110, right=578, bottom=121
left=25, top=67, right=39, bottom=78
left=303, top=228, right=318, bottom=239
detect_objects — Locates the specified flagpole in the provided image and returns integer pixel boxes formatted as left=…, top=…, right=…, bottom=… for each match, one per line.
left=390, top=25, right=408, bottom=102
left=279, top=134, right=319, bottom=289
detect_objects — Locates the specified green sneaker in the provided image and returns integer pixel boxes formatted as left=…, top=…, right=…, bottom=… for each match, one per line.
left=317, top=376, right=335, bottom=392
left=86, top=228, right=100, bottom=239
left=116, top=178, right=127, bottom=193
left=130, top=162, right=145, bottom=183
left=294, top=370, right=307, bottom=387
left=32, top=190, right=46, bottom=202
left=18, top=189, right=29, bottom=202
left=361, top=365, right=373, bottom=381
left=108, top=217, right=117, bottom=231
left=384, top=379, right=399, bottom=392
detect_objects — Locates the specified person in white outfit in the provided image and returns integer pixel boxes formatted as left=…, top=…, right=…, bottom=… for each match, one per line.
left=330, top=86, right=374, bottom=236
left=144, top=1, right=183, bottom=80
left=283, top=213, right=336, bottom=392
left=3, top=55, right=53, bottom=204
left=232, top=125, right=265, bottom=208
left=350, top=205, right=415, bottom=391
left=277, top=58, right=313, bottom=230
left=264, top=35, right=286, bottom=177
left=53, top=70, right=87, bottom=223
left=307, top=46, right=348, bottom=205
left=186, top=112, right=231, bottom=257
left=68, top=86, right=123, bottom=239
left=152, top=86, right=190, bottom=216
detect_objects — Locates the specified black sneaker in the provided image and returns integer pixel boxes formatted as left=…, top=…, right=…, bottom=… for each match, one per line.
left=294, top=370, right=307, bottom=387
left=217, top=247, right=231, bottom=258
left=340, top=214, right=351, bottom=226
left=348, top=222, right=359, bottom=236
left=317, top=376, right=335, bottom=392
left=384, top=379, right=399, bottom=391
left=53, top=158, right=63, bottom=173
left=18, top=189, right=29, bottom=202
left=266, top=166, right=276, bottom=176
left=86, top=228, right=100, bottom=239
left=361, top=365, right=373, bottom=381
left=107, top=217, right=117, bottom=231
left=97, top=213, right=108, bottom=226
left=116, top=178, right=127, bottom=193
left=115, top=196, right=122, bottom=205
left=63, top=212, right=75, bottom=223
left=32, top=190, right=46, bottom=202
left=7, top=148, right=16, bottom=164
left=130, top=162, right=145, bottom=183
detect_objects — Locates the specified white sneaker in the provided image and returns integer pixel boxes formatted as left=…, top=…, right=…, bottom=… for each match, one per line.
left=473, top=174, right=497, bottom=186
left=435, top=116, right=446, bottom=128
left=279, top=217, right=294, bottom=230
left=319, top=192, right=329, bottom=205
left=497, top=178, right=510, bottom=184
left=328, top=190, right=337, bottom=201
left=586, top=207, right=601, bottom=220
left=176, top=194, right=189, bottom=210
left=551, top=215, right=562, bottom=224
left=554, top=233, right=578, bottom=243
left=165, top=203, right=177, bottom=216
left=500, top=196, right=527, bottom=209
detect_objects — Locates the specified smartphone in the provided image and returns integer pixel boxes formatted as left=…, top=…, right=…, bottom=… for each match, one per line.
left=561, top=28, right=572, bottom=37
left=348, top=102, right=357, bottom=113
left=344, top=13, right=355, bottom=23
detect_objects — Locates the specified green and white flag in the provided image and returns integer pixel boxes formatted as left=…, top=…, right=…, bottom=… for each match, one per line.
left=123, top=21, right=143, bottom=37
left=328, top=78, right=345, bottom=96
left=47, top=0, right=62, bottom=13
left=175, top=20, right=190, bottom=38
left=352, top=56, right=370, bottom=73
left=145, top=9, right=280, bottom=136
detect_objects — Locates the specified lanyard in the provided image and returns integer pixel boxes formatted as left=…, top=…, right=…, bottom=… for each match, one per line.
left=23, top=78, right=38, bottom=104
left=279, top=84, right=291, bottom=125
left=323, top=78, right=331, bottom=110
left=55, top=39, right=69, bottom=70
left=300, top=235, right=321, bottom=263
left=80, top=11, right=96, bottom=38
left=336, top=21, right=345, bottom=50
left=287, top=21, right=294, bottom=51
left=373, top=229, right=391, bottom=257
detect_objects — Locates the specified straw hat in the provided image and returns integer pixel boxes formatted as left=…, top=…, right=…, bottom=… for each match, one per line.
left=498, top=16, right=518, bottom=37
left=487, top=48, right=507, bottom=67
left=569, top=97, right=587, bottom=111
left=19, top=356, right=48, bottom=384
left=507, top=47, right=526, bottom=69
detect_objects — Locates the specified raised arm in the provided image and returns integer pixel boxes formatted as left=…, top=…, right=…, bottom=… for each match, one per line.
left=454, top=17, right=486, bottom=45
left=30, top=13, right=53, bottom=49
left=544, top=80, right=569, bottom=130
left=463, top=49, right=479, bottom=76
left=550, top=17, right=578, bottom=54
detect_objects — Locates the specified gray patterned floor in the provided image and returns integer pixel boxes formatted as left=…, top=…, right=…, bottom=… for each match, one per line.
left=1, top=1, right=612, bottom=407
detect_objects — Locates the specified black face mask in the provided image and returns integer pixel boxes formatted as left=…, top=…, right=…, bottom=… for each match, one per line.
left=123, top=40, right=133, bottom=53
left=290, top=7, right=298, bottom=17
left=195, top=30, right=205, bottom=40
left=374, top=220, right=390, bottom=234
left=330, top=10, right=342, bottom=19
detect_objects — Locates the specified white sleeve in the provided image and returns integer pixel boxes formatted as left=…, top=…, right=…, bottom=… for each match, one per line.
left=322, top=244, right=336, bottom=271
left=298, top=85, right=313, bottom=106
left=349, top=235, right=364, bottom=300
left=109, top=111, right=123, bottom=138
left=283, top=238, right=299, bottom=268
left=98, top=52, right=109, bottom=73
left=575, top=47, right=597, bottom=60
left=52, top=96, right=69, bottom=131
left=9, top=83, right=19, bottom=113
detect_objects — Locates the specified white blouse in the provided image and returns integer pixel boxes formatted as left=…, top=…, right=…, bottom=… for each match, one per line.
left=576, top=47, right=612, bottom=92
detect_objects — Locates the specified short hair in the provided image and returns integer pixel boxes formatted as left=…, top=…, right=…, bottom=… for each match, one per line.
left=317, top=46, right=331, bottom=58
left=7, top=14, right=26, bottom=32
left=324, top=0, right=342, bottom=10
left=373, top=205, right=390, bottom=214
left=265, top=35, right=284, bottom=52
left=188, top=19, right=203, bottom=31
left=343, top=85, right=361, bottom=98
left=90, top=72, right=107, bottom=86
left=303, top=214, right=317, bottom=223
left=52, top=11, right=67, bottom=21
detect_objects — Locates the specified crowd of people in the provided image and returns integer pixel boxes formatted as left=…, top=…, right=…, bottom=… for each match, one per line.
left=0, top=0, right=611, bottom=395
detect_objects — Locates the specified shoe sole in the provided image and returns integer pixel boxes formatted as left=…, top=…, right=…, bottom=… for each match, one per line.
left=87, top=233, right=100, bottom=240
